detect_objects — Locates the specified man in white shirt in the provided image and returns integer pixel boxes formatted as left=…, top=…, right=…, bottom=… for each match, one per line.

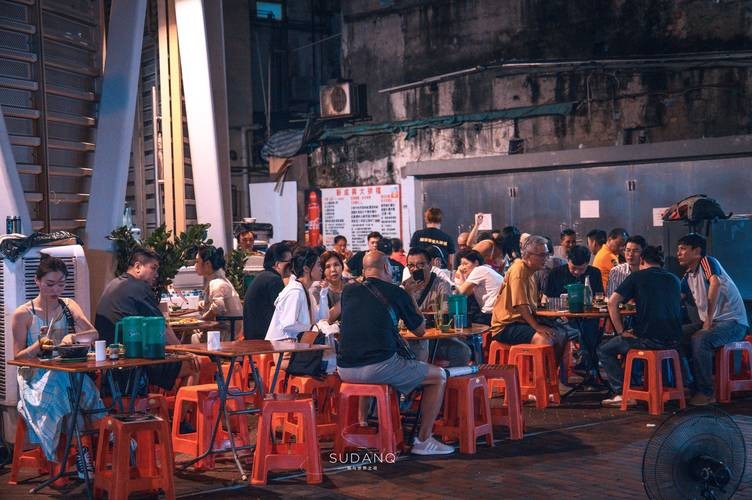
left=677, top=233, right=749, bottom=406
left=606, top=235, right=647, bottom=297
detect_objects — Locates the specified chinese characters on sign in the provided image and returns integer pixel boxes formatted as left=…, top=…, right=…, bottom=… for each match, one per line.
left=321, top=184, right=402, bottom=251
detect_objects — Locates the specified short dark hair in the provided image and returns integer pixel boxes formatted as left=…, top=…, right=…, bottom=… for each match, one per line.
left=234, top=224, right=254, bottom=239
left=626, top=235, right=647, bottom=250
left=427, top=245, right=447, bottom=268
left=390, top=238, right=403, bottom=252
left=197, top=245, right=226, bottom=271
left=36, top=253, right=68, bottom=280
left=333, top=235, right=347, bottom=245
left=129, top=247, right=160, bottom=268
left=543, top=236, right=555, bottom=255
left=407, top=247, right=431, bottom=261
left=677, top=233, right=707, bottom=256
left=608, top=228, right=629, bottom=240
left=263, top=242, right=292, bottom=271
left=586, top=229, right=607, bottom=245
left=459, top=249, right=484, bottom=266
left=642, top=245, right=665, bottom=266
left=319, top=250, right=343, bottom=270
left=425, top=207, right=443, bottom=223
left=376, top=238, right=392, bottom=254
left=367, top=231, right=382, bottom=241
left=560, top=228, right=576, bottom=240
left=292, top=247, right=319, bottom=277
left=567, top=245, right=591, bottom=265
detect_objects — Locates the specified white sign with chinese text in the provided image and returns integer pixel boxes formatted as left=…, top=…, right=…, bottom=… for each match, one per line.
left=321, top=185, right=402, bottom=251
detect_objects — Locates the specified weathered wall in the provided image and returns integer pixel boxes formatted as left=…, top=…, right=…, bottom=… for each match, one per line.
left=310, top=0, right=752, bottom=188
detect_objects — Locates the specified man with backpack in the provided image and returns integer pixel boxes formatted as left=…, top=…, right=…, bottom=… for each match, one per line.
left=677, top=233, right=748, bottom=406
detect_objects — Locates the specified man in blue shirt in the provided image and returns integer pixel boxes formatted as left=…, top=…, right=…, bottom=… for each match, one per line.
left=677, top=233, right=749, bottom=406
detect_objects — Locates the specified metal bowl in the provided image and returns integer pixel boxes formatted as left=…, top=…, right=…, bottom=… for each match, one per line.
left=58, top=344, right=89, bottom=359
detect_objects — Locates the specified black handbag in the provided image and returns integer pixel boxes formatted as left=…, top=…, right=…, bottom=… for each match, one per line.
left=285, top=330, right=328, bottom=378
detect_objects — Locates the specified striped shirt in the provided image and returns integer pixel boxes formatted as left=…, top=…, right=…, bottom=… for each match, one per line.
left=607, top=262, right=634, bottom=297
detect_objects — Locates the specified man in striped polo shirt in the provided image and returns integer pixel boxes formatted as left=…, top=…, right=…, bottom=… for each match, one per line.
left=606, top=235, right=647, bottom=298
left=677, top=233, right=749, bottom=406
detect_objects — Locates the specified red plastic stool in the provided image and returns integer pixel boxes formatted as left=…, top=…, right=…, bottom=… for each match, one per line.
left=284, top=374, right=340, bottom=442
left=94, top=414, right=175, bottom=500
left=334, top=383, right=403, bottom=455
left=478, top=365, right=524, bottom=440
left=8, top=418, right=50, bottom=484
left=715, top=340, right=752, bottom=403
left=621, top=349, right=686, bottom=415
left=488, top=341, right=512, bottom=365
left=435, top=375, right=493, bottom=454
left=171, top=383, right=251, bottom=469
left=508, top=344, right=560, bottom=408
left=251, top=394, right=322, bottom=485
left=197, top=356, right=217, bottom=384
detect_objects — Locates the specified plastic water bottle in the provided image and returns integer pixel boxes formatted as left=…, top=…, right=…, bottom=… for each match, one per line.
left=584, top=276, right=593, bottom=308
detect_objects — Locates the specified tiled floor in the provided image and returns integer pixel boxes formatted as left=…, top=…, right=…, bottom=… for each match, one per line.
left=3, top=393, right=751, bottom=499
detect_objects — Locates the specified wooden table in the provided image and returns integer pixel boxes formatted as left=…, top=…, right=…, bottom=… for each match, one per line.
left=166, top=340, right=331, bottom=480
left=402, top=323, right=490, bottom=364
left=535, top=308, right=635, bottom=396
left=9, top=353, right=193, bottom=498
left=536, top=308, right=636, bottom=319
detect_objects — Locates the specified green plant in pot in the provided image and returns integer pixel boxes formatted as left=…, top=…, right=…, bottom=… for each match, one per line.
left=225, top=249, right=248, bottom=298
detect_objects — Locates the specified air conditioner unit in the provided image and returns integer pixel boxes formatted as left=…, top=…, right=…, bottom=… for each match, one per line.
left=320, top=81, right=364, bottom=119
left=0, top=244, right=90, bottom=410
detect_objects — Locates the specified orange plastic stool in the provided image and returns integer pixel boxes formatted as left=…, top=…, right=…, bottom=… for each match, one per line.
left=621, top=349, right=686, bottom=415
left=8, top=418, right=50, bottom=484
left=94, top=414, right=175, bottom=500
left=171, top=384, right=251, bottom=469
left=334, top=383, right=403, bottom=455
left=479, top=365, right=524, bottom=440
left=435, top=375, right=493, bottom=454
left=198, top=356, right=218, bottom=384
left=508, top=344, right=560, bottom=408
left=251, top=394, right=323, bottom=485
left=715, top=340, right=752, bottom=403
left=284, top=374, right=340, bottom=441
left=488, top=341, right=512, bottom=365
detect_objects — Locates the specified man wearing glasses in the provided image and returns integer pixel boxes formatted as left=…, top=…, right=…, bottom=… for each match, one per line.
left=402, top=248, right=472, bottom=367
left=491, top=235, right=568, bottom=368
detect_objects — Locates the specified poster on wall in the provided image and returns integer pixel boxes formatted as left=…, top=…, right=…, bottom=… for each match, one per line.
left=321, top=184, right=402, bottom=251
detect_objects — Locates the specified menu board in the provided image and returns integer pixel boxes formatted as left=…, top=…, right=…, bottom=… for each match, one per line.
left=321, top=184, right=402, bottom=251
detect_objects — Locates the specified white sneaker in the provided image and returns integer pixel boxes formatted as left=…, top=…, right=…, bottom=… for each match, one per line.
left=601, top=395, right=636, bottom=407
left=411, top=436, right=455, bottom=456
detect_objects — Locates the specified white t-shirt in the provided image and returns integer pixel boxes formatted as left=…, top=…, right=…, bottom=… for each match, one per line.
left=465, top=264, right=503, bottom=313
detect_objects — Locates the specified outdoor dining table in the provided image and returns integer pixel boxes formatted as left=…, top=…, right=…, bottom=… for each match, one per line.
left=165, top=340, right=331, bottom=480
left=402, top=323, right=491, bottom=363
left=535, top=307, right=636, bottom=395
left=8, top=353, right=194, bottom=499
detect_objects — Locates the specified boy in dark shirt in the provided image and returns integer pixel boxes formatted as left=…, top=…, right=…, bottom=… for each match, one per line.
left=599, top=246, right=682, bottom=406
left=242, top=242, right=291, bottom=339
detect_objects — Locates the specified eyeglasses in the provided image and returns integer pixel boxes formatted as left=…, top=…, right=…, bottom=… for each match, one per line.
left=406, top=262, right=427, bottom=269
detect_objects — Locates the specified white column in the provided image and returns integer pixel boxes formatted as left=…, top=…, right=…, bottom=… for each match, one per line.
left=0, top=107, right=31, bottom=232
left=174, top=0, right=230, bottom=251
left=399, top=175, right=417, bottom=245
left=85, top=0, right=147, bottom=250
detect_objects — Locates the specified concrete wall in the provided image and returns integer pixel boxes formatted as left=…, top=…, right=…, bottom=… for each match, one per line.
left=309, top=0, right=752, bottom=189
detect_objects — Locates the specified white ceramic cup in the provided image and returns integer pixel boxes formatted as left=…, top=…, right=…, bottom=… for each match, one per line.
left=207, top=330, right=221, bottom=351
left=94, top=340, right=107, bottom=362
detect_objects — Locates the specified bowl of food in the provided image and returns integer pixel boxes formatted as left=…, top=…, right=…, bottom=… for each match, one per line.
left=58, top=344, right=90, bottom=359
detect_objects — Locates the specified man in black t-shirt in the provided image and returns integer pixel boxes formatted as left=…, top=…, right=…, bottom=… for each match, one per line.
left=243, top=242, right=291, bottom=340
left=345, top=231, right=382, bottom=277
left=544, top=245, right=603, bottom=374
left=337, top=251, right=454, bottom=456
left=95, top=248, right=200, bottom=392
left=599, top=246, right=682, bottom=406
left=410, top=207, right=455, bottom=271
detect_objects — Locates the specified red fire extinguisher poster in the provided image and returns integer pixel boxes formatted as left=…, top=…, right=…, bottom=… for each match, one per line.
left=305, top=189, right=322, bottom=246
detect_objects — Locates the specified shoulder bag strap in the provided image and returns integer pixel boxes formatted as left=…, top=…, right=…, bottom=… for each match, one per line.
left=416, top=272, right=437, bottom=309
left=58, top=298, right=76, bottom=334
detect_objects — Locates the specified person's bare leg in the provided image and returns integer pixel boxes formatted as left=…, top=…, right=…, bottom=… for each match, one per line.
left=418, top=366, right=447, bottom=442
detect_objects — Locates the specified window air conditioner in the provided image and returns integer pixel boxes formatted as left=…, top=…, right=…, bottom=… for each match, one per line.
left=320, top=81, right=365, bottom=119
left=0, top=244, right=90, bottom=410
